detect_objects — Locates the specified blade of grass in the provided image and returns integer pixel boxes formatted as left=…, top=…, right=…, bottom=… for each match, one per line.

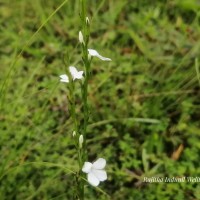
left=88, top=117, right=160, bottom=129
left=0, top=0, right=69, bottom=110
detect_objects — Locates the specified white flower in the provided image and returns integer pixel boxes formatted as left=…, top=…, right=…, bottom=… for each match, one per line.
left=79, top=31, right=85, bottom=44
left=69, top=66, right=84, bottom=80
left=88, top=49, right=111, bottom=61
left=82, top=158, right=107, bottom=187
left=59, top=74, right=69, bottom=83
left=79, top=135, right=83, bottom=148
left=59, top=66, right=83, bottom=83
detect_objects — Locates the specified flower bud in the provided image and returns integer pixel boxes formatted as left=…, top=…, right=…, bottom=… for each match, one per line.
left=79, top=31, right=84, bottom=44
left=72, top=131, right=76, bottom=137
left=79, top=135, right=83, bottom=148
left=86, top=17, right=90, bottom=25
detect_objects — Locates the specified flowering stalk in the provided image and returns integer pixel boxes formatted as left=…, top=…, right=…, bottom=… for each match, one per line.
left=76, top=0, right=111, bottom=195
left=60, top=0, right=111, bottom=199
left=80, top=10, right=90, bottom=158
left=78, top=0, right=91, bottom=198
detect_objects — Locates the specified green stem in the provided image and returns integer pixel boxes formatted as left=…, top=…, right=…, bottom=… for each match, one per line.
left=76, top=0, right=90, bottom=199
left=71, top=82, right=78, bottom=131
left=81, top=0, right=90, bottom=167
left=69, top=80, right=81, bottom=200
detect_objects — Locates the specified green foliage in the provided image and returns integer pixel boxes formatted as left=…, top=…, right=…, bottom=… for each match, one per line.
left=0, top=0, right=200, bottom=199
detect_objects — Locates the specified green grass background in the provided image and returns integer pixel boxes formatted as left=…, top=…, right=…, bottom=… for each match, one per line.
left=0, top=0, right=200, bottom=199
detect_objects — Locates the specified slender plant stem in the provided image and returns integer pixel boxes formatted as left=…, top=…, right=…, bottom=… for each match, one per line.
left=80, top=0, right=90, bottom=153
left=75, top=0, right=91, bottom=199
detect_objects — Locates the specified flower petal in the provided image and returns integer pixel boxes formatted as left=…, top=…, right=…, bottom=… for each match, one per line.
left=59, top=74, right=68, bottom=79
left=88, top=49, right=111, bottom=61
left=69, top=66, right=78, bottom=74
left=93, top=158, right=106, bottom=169
left=97, top=55, right=112, bottom=61
left=88, top=172, right=100, bottom=186
left=88, top=49, right=99, bottom=56
left=76, top=71, right=84, bottom=79
left=59, top=74, right=69, bottom=82
left=69, top=66, right=84, bottom=80
left=82, top=162, right=92, bottom=173
left=92, top=169, right=107, bottom=182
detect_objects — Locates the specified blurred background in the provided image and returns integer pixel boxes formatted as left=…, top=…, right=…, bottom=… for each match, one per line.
left=0, top=0, right=200, bottom=199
